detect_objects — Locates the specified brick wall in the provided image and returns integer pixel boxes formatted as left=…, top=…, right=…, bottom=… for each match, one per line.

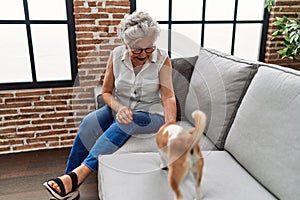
left=0, top=0, right=130, bottom=154
left=265, top=0, right=300, bottom=70
left=0, top=0, right=298, bottom=154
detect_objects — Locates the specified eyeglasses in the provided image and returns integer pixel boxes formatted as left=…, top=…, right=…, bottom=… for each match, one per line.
left=130, top=46, right=156, bottom=54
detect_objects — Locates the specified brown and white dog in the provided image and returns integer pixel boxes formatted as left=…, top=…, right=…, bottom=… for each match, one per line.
left=156, top=110, right=206, bottom=200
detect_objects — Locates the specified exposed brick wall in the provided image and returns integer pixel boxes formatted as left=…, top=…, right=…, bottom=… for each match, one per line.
left=0, top=0, right=130, bottom=154
left=265, top=0, right=300, bottom=70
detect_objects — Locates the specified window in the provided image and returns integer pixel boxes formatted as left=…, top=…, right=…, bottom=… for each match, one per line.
left=0, top=0, right=77, bottom=90
left=130, top=0, right=269, bottom=61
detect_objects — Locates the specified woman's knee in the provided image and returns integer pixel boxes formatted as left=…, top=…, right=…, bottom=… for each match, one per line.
left=104, top=123, right=131, bottom=147
left=81, top=106, right=113, bottom=127
left=95, top=105, right=115, bottom=129
left=79, top=110, right=98, bottom=129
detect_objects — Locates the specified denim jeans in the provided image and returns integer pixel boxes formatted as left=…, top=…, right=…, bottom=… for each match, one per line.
left=65, top=105, right=164, bottom=172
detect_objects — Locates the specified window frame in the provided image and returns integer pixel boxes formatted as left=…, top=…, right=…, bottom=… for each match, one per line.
left=0, top=0, right=78, bottom=91
left=130, top=0, right=269, bottom=61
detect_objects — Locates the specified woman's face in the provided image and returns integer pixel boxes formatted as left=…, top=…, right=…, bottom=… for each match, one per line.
left=127, top=33, right=156, bottom=67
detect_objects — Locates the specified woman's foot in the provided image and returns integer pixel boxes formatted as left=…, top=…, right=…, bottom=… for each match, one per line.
left=43, top=164, right=92, bottom=200
left=43, top=172, right=79, bottom=200
left=48, top=174, right=73, bottom=195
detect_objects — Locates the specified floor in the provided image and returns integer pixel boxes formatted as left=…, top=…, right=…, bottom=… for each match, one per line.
left=0, top=148, right=99, bottom=200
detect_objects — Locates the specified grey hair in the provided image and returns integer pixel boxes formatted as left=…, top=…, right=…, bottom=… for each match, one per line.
left=117, top=11, right=160, bottom=45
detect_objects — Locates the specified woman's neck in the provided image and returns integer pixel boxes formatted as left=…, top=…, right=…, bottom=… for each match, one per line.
left=131, top=60, right=145, bottom=68
left=133, top=64, right=143, bottom=75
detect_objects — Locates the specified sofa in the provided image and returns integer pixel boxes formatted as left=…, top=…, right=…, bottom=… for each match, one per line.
left=96, top=48, right=300, bottom=200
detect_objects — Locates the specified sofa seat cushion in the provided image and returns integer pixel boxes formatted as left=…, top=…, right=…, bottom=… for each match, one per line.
left=114, top=133, right=158, bottom=154
left=185, top=48, right=258, bottom=149
left=200, top=151, right=277, bottom=200
left=225, top=65, right=300, bottom=200
left=98, top=152, right=196, bottom=200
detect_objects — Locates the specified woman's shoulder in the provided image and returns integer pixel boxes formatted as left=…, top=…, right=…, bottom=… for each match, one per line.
left=112, top=45, right=127, bottom=60
left=113, top=45, right=126, bottom=53
left=154, top=47, right=168, bottom=64
left=156, top=47, right=167, bottom=56
left=153, top=47, right=167, bottom=59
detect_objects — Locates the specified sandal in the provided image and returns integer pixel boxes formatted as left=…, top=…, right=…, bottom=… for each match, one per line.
left=43, top=172, right=80, bottom=200
left=48, top=190, right=79, bottom=200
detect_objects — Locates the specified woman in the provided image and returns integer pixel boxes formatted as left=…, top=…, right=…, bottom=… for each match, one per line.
left=43, top=11, right=176, bottom=200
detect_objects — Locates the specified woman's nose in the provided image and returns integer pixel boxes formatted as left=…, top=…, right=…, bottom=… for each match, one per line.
left=139, top=50, right=147, bottom=56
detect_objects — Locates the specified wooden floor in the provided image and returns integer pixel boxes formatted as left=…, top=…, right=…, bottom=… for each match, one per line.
left=0, top=148, right=99, bottom=200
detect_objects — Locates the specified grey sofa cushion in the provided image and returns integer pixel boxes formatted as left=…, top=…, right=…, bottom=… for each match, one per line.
left=171, top=56, right=197, bottom=121
left=185, top=48, right=258, bottom=149
left=200, top=151, right=277, bottom=200
left=225, top=65, right=300, bottom=200
left=98, top=152, right=196, bottom=200
left=114, top=133, right=158, bottom=153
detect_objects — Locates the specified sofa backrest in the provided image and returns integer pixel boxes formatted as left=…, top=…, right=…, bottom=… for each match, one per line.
left=225, top=64, right=300, bottom=200
left=171, top=56, right=198, bottom=121
left=185, top=48, right=258, bottom=149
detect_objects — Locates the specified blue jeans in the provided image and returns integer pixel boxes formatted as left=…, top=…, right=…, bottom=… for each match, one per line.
left=65, top=105, right=164, bottom=172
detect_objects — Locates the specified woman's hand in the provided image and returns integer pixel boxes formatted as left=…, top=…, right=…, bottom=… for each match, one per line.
left=116, top=106, right=133, bottom=124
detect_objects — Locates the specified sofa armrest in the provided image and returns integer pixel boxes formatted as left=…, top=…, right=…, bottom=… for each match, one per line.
left=97, top=94, right=105, bottom=109
left=94, top=86, right=105, bottom=109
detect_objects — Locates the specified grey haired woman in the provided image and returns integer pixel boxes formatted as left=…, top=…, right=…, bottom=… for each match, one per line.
left=43, top=11, right=176, bottom=200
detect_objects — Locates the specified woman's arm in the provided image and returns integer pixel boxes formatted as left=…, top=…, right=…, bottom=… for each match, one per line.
left=159, top=57, right=177, bottom=123
left=102, top=51, right=133, bottom=124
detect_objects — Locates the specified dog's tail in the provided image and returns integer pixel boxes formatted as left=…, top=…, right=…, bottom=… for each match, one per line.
left=189, top=110, right=207, bottom=149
